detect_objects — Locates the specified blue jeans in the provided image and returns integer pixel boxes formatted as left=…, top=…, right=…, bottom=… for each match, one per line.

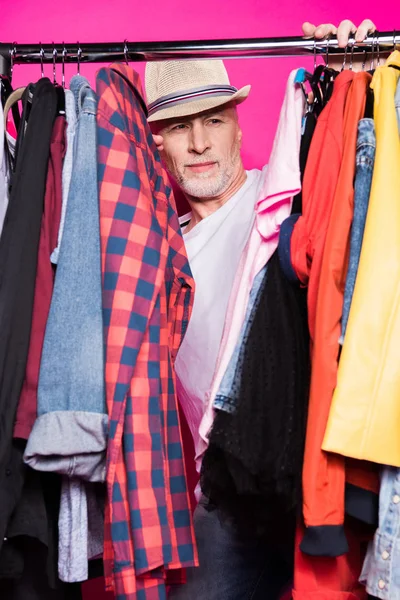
left=168, top=499, right=294, bottom=600
left=340, top=118, right=376, bottom=343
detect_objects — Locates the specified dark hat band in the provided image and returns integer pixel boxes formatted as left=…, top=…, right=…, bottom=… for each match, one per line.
left=148, top=84, right=238, bottom=117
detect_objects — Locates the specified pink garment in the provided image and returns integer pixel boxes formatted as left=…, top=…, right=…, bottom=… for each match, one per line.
left=196, top=69, right=305, bottom=475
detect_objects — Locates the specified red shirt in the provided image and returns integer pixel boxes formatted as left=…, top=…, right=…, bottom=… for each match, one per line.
left=14, top=114, right=66, bottom=440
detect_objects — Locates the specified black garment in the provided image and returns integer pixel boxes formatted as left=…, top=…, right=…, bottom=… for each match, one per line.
left=0, top=539, right=82, bottom=600
left=0, top=471, right=83, bottom=598
left=364, top=86, right=374, bottom=119
left=201, top=251, right=310, bottom=536
left=291, top=110, right=317, bottom=214
left=0, top=78, right=57, bottom=553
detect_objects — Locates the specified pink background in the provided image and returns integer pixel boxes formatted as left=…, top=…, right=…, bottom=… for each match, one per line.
left=1, top=1, right=395, bottom=598
left=2, top=2, right=397, bottom=168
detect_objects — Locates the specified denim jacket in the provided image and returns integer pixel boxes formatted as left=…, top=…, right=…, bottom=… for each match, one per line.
left=340, top=118, right=376, bottom=343
left=214, top=265, right=267, bottom=413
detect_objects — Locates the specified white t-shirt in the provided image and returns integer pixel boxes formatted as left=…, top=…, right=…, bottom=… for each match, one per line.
left=175, top=167, right=267, bottom=459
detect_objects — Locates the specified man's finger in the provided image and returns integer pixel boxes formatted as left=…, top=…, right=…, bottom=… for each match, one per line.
left=302, top=22, right=317, bottom=38
left=337, top=20, right=357, bottom=48
left=313, top=24, right=338, bottom=40
left=355, top=19, right=376, bottom=43
left=153, top=134, right=164, bottom=150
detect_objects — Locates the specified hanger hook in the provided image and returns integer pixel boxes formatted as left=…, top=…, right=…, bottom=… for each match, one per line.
left=77, top=44, right=82, bottom=75
left=124, top=40, right=130, bottom=65
left=394, top=30, right=397, bottom=51
left=39, top=43, right=45, bottom=78
left=370, top=34, right=375, bottom=71
left=9, top=42, right=17, bottom=81
left=349, top=35, right=355, bottom=71
left=52, top=45, right=58, bottom=85
left=376, top=30, right=380, bottom=66
left=62, top=46, right=67, bottom=89
left=313, top=37, right=317, bottom=71
left=325, top=34, right=330, bottom=67
left=341, top=36, right=350, bottom=71
left=362, top=47, right=368, bottom=71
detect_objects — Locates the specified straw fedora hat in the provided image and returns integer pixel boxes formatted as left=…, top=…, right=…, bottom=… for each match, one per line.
left=145, top=59, right=251, bottom=122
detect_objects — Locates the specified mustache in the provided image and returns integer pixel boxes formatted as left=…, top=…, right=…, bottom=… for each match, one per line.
left=184, top=157, right=219, bottom=166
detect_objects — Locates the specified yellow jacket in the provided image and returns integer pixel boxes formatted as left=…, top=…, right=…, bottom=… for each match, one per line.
left=322, top=51, right=400, bottom=465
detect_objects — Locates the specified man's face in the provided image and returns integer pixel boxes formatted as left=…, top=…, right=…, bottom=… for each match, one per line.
left=154, top=105, right=243, bottom=199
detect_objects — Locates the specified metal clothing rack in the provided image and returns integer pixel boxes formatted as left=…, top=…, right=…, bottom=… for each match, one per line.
left=0, top=31, right=398, bottom=76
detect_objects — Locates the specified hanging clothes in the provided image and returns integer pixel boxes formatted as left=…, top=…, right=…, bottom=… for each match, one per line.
left=322, top=51, right=400, bottom=467
left=300, top=71, right=372, bottom=557
left=0, top=99, right=10, bottom=238
left=51, top=88, right=77, bottom=265
left=212, top=264, right=267, bottom=415
left=96, top=63, right=197, bottom=600
left=197, top=69, right=304, bottom=475
left=360, top=467, right=400, bottom=600
left=24, top=75, right=107, bottom=584
left=395, top=74, right=400, bottom=129
left=0, top=78, right=57, bottom=551
left=340, top=118, right=376, bottom=345
left=288, top=70, right=353, bottom=346
left=359, top=72, right=400, bottom=600
left=200, top=249, right=309, bottom=532
left=13, top=90, right=66, bottom=440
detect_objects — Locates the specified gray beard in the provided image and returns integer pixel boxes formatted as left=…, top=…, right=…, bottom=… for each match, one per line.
left=175, top=145, right=241, bottom=199
left=178, top=168, right=233, bottom=198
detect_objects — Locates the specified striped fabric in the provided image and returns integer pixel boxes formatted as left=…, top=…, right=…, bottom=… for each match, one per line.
left=147, top=84, right=238, bottom=117
left=96, top=63, right=198, bottom=600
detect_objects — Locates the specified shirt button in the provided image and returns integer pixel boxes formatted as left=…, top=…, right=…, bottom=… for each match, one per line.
left=393, top=495, right=400, bottom=504
left=378, top=580, right=386, bottom=590
left=382, top=550, right=390, bottom=560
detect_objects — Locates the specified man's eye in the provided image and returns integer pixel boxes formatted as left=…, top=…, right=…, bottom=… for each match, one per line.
left=209, top=119, right=222, bottom=125
left=172, top=124, right=187, bottom=131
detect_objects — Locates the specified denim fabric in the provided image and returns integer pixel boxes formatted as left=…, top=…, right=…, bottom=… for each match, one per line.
left=24, top=76, right=106, bottom=583
left=51, top=89, right=77, bottom=264
left=168, top=498, right=293, bottom=600
left=396, top=77, right=400, bottom=131
left=214, top=265, right=267, bottom=413
left=340, top=118, right=376, bottom=344
left=360, top=468, right=400, bottom=599
left=277, top=214, right=301, bottom=283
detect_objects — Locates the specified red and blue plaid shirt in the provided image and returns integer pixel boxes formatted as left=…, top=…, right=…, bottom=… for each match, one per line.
left=96, top=63, right=198, bottom=600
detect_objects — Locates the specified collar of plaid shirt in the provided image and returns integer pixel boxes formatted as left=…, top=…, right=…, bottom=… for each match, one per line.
left=96, top=63, right=198, bottom=600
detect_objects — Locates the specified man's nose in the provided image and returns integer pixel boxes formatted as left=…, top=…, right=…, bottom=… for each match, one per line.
left=188, top=122, right=211, bottom=154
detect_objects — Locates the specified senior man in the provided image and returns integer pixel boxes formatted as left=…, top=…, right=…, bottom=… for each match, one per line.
left=145, top=18, right=376, bottom=600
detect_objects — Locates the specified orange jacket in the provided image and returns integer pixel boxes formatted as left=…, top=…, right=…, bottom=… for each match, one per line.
left=290, top=70, right=353, bottom=346
left=298, top=72, right=372, bottom=558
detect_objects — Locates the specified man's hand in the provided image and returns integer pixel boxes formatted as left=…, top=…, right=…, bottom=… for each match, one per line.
left=302, top=19, right=377, bottom=71
left=302, top=19, right=376, bottom=47
left=153, top=134, right=164, bottom=151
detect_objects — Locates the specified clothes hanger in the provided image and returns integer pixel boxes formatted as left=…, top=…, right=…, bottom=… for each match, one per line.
left=124, top=40, right=130, bottom=65
left=52, top=45, right=58, bottom=85
left=3, top=87, right=25, bottom=130
left=61, top=45, right=67, bottom=89
left=77, top=44, right=82, bottom=75
left=1, top=44, right=21, bottom=132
